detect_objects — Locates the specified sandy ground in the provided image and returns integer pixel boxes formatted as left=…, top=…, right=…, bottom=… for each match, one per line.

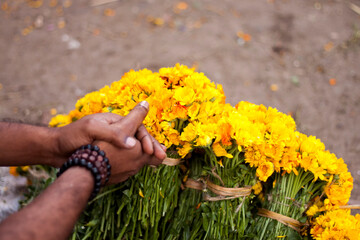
left=0, top=0, right=359, bottom=219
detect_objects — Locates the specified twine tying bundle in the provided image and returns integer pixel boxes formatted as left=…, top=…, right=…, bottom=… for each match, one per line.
left=163, top=158, right=252, bottom=201
left=162, top=157, right=360, bottom=230
left=339, top=205, right=360, bottom=210
left=257, top=208, right=304, bottom=233
left=162, top=157, right=182, bottom=166
left=185, top=178, right=252, bottom=201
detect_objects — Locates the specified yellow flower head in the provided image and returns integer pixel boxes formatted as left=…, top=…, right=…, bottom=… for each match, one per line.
left=310, top=209, right=360, bottom=240
left=256, top=162, right=274, bottom=182
left=252, top=181, right=263, bottom=195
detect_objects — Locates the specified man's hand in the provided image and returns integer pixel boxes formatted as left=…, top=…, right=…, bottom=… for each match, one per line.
left=0, top=101, right=167, bottom=239
left=94, top=101, right=166, bottom=184
left=52, top=101, right=166, bottom=167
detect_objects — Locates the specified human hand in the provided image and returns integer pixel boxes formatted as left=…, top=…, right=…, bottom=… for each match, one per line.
left=94, top=102, right=166, bottom=184
left=52, top=101, right=166, bottom=167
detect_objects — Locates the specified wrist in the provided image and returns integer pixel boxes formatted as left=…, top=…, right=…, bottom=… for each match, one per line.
left=61, top=166, right=95, bottom=191
left=43, top=127, right=64, bottom=167
left=57, top=145, right=111, bottom=199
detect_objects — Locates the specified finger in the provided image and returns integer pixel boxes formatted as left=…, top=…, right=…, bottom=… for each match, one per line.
left=87, top=113, right=123, bottom=125
left=149, top=135, right=167, bottom=160
left=119, top=101, right=149, bottom=136
left=161, top=144, right=167, bottom=152
left=136, top=125, right=154, bottom=155
left=84, top=119, right=136, bottom=148
left=148, top=155, right=164, bottom=166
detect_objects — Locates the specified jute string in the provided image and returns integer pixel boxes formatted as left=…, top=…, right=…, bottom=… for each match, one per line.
left=162, top=157, right=182, bottom=166
left=184, top=178, right=252, bottom=201
left=163, top=158, right=360, bottom=229
left=257, top=208, right=303, bottom=233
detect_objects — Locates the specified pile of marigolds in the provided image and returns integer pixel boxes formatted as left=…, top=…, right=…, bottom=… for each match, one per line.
left=17, top=64, right=359, bottom=239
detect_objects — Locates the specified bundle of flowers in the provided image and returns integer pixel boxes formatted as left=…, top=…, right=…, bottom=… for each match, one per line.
left=310, top=209, right=360, bottom=239
left=237, top=103, right=356, bottom=238
left=17, top=64, right=359, bottom=239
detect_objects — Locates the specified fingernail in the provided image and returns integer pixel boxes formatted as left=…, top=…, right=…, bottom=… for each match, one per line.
left=161, top=144, right=167, bottom=151
left=139, top=101, right=149, bottom=111
left=125, top=137, right=136, bottom=147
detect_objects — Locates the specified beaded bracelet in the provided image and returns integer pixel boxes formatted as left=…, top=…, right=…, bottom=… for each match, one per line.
left=57, top=144, right=111, bottom=199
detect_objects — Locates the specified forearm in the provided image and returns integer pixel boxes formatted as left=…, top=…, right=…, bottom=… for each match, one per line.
left=0, top=167, right=94, bottom=240
left=0, top=122, right=60, bottom=166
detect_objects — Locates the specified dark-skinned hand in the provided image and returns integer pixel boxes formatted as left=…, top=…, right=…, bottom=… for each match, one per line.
left=51, top=101, right=165, bottom=168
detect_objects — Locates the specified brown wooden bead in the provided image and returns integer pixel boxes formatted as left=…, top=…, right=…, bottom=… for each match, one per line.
left=89, top=155, right=96, bottom=162
left=95, top=161, right=102, bottom=168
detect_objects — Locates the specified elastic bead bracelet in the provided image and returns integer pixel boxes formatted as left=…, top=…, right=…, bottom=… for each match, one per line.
left=57, top=144, right=111, bottom=200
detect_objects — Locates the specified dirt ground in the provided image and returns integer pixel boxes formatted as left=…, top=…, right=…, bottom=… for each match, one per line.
left=0, top=0, right=359, bottom=216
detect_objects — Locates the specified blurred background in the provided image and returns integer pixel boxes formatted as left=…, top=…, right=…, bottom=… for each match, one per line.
left=0, top=0, right=359, bottom=219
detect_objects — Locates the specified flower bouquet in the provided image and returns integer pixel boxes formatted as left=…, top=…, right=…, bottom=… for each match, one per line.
left=17, top=64, right=359, bottom=239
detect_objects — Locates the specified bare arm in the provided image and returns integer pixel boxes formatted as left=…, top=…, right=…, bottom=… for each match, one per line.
left=0, top=101, right=166, bottom=239
left=0, top=102, right=165, bottom=168
left=0, top=167, right=94, bottom=240
left=0, top=122, right=59, bottom=167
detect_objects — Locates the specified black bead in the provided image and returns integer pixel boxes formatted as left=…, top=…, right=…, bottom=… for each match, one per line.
left=86, top=144, right=92, bottom=150
left=86, top=162, right=93, bottom=169
left=107, top=171, right=111, bottom=177
left=93, top=145, right=100, bottom=151
left=107, top=164, right=111, bottom=170
left=99, top=150, right=105, bottom=157
left=92, top=167, right=99, bottom=174
left=94, top=187, right=100, bottom=193
left=63, top=162, right=68, bottom=169
left=68, top=159, right=73, bottom=166
left=104, top=157, right=109, bottom=164
left=105, top=177, right=109, bottom=183
left=80, top=159, right=86, bottom=166
left=95, top=181, right=101, bottom=188
left=74, top=158, right=79, bottom=165
left=80, top=145, right=86, bottom=150
left=95, top=174, right=101, bottom=181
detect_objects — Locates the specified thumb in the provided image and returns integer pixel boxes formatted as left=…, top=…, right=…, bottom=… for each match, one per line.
left=115, top=101, right=149, bottom=137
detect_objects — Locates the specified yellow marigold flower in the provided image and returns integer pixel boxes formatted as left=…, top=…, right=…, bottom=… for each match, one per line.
left=174, top=87, right=195, bottom=106
left=256, top=162, right=274, bottom=182
left=49, top=114, right=71, bottom=127
left=325, top=172, right=353, bottom=207
left=21, top=166, right=30, bottom=171
left=195, top=134, right=212, bottom=147
left=216, top=122, right=233, bottom=146
left=252, top=181, right=262, bottom=195
left=9, top=167, right=19, bottom=177
left=188, top=102, right=201, bottom=120
left=195, top=124, right=216, bottom=147
left=245, top=145, right=266, bottom=168
left=315, top=150, right=339, bottom=175
left=311, top=166, right=327, bottom=182
left=306, top=204, right=319, bottom=217
left=300, top=136, right=325, bottom=154
left=218, top=159, right=224, bottom=168
left=180, top=122, right=197, bottom=142
left=139, top=189, right=145, bottom=198
left=166, top=128, right=181, bottom=146
left=177, top=142, right=192, bottom=158
left=212, top=142, right=233, bottom=158
left=310, top=209, right=360, bottom=240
